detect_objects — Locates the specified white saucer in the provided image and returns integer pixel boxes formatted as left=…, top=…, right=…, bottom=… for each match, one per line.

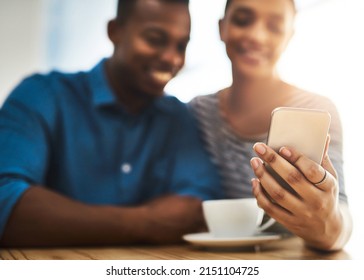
left=183, top=232, right=281, bottom=248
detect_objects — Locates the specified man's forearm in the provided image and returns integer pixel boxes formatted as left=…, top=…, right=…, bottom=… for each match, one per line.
left=0, top=186, right=147, bottom=247
left=0, top=186, right=204, bottom=247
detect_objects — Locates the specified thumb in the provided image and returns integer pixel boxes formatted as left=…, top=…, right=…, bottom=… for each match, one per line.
left=321, top=135, right=338, bottom=179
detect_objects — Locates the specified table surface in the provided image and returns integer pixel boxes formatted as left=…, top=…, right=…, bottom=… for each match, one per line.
left=0, top=237, right=352, bottom=260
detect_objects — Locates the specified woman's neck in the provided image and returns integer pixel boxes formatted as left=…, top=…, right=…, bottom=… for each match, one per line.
left=227, top=73, right=281, bottom=113
left=219, top=73, right=293, bottom=139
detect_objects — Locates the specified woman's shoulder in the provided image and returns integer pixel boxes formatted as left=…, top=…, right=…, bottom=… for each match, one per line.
left=286, top=85, right=339, bottom=113
left=189, top=92, right=220, bottom=117
left=188, top=91, right=223, bottom=127
left=286, top=85, right=342, bottom=135
left=189, top=92, right=219, bottom=108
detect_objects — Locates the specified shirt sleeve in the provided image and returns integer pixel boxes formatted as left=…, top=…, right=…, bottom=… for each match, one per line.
left=167, top=102, right=223, bottom=201
left=0, top=76, right=54, bottom=237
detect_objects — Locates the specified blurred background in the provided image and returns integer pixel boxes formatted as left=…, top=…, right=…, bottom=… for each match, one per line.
left=0, top=0, right=363, bottom=256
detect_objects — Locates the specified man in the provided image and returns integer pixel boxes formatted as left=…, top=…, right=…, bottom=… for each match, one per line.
left=0, top=0, right=221, bottom=247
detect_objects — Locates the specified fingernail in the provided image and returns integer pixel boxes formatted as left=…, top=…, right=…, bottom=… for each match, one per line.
left=279, top=147, right=292, bottom=158
left=254, top=143, right=266, bottom=155
left=251, top=178, right=258, bottom=187
left=251, top=179, right=259, bottom=195
left=250, top=158, right=261, bottom=170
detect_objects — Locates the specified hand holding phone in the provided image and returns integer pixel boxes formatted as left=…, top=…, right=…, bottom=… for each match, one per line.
left=265, top=107, right=331, bottom=194
left=267, top=107, right=331, bottom=163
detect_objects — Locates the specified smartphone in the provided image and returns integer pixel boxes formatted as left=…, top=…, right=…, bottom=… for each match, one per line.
left=265, top=107, right=331, bottom=194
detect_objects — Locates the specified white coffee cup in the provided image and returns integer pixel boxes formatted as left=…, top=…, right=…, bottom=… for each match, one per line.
left=202, top=198, right=275, bottom=238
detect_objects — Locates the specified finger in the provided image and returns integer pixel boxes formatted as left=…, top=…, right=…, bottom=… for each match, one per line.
left=321, top=135, right=336, bottom=177
left=253, top=143, right=319, bottom=200
left=251, top=178, right=296, bottom=226
left=323, top=134, right=330, bottom=161
left=279, top=146, right=336, bottom=192
left=279, top=146, right=327, bottom=185
left=321, top=153, right=338, bottom=179
left=250, top=157, right=306, bottom=213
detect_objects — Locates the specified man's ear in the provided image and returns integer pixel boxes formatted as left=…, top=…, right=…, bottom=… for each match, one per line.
left=107, top=19, right=123, bottom=44
left=218, top=18, right=226, bottom=42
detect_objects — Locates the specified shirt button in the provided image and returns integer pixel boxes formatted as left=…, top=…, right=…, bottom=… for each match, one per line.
left=121, top=163, right=132, bottom=174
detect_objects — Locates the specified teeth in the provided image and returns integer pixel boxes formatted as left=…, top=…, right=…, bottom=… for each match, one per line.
left=151, top=71, right=173, bottom=83
left=244, top=50, right=266, bottom=61
left=237, top=46, right=267, bottom=62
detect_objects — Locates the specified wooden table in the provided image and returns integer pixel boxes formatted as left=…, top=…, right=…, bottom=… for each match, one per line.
left=0, top=237, right=351, bottom=260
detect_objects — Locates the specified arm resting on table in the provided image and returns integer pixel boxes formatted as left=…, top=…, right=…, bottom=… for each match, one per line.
left=0, top=186, right=205, bottom=247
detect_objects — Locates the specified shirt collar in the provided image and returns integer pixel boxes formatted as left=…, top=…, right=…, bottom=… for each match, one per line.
left=88, top=58, right=177, bottom=114
left=89, top=58, right=117, bottom=107
left=153, top=94, right=178, bottom=114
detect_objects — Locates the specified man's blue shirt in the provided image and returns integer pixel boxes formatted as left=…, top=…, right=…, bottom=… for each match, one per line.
left=0, top=60, right=222, bottom=236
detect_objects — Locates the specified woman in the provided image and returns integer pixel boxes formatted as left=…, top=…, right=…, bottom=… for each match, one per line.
left=190, top=0, right=352, bottom=251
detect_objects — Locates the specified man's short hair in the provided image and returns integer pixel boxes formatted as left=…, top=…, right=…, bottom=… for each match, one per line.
left=117, top=0, right=190, bottom=24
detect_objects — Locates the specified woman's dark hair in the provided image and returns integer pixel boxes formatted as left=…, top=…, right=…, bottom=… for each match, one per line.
left=224, top=0, right=296, bottom=14
left=117, top=0, right=190, bottom=24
